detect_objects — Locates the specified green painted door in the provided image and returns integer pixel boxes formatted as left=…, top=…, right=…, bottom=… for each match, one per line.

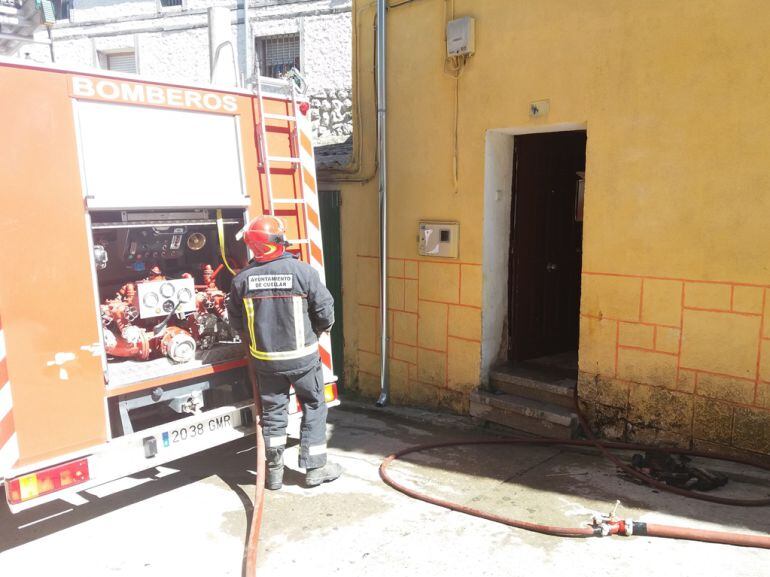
left=319, top=189, right=344, bottom=389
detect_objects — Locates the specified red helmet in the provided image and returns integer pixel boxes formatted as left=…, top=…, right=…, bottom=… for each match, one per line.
left=243, top=215, right=287, bottom=262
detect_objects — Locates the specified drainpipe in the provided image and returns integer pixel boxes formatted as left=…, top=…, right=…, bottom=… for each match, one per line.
left=239, top=0, right=251, bottom=85
left=208, top=6, right=240, bottom=87
left=376, top=0, right=389, bottom=407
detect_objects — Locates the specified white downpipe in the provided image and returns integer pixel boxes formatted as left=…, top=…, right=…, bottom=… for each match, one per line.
left=376, top=0, right=389, bottom=407
left=239, top=0, right=251, bottom=85
left=208, top=6, right=240, bottom=87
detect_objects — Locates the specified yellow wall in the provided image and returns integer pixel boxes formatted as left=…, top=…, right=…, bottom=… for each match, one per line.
left=327, top=0, right=770, bottom=456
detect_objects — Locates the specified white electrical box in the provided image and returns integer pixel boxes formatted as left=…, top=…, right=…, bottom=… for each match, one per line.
left=447, top=17, right=475, bottom=57
left=418, top=221, right=460, bottom=258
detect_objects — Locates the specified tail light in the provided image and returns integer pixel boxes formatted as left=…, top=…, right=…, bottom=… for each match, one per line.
left=6, top=458, right=90, bottom=505
left=323, top=382, right=338, bottom=403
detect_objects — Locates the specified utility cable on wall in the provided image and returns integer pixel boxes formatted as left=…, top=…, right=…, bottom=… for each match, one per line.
left=380, top=0, right=471, bottom=195
left=443, top=0, right=468, bottom=194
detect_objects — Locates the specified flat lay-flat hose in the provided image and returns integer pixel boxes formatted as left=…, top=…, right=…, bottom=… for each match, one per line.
left=379, top=396, right=770, bottom=549
left=245, top=367, right=265, bottom=576
left=244, top=380, right=770, bottom=564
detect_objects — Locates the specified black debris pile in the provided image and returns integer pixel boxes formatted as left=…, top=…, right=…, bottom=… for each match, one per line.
left=624, top=451, right=729, bottom=492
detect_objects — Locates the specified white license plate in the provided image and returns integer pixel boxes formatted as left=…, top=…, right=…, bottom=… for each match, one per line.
left=161, top=413, right=236, bottom=448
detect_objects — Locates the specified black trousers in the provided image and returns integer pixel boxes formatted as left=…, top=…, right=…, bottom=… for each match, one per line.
left=254, top=360, right=328, bottom=469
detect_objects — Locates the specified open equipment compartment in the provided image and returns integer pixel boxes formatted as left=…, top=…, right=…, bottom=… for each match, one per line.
left=90, top=208, right=253, bottom=434
left=73, top=95, right=255, bottom=368
left=69, top=90, right=263, bottom=436
left=91, top=208, right=247, bottom=385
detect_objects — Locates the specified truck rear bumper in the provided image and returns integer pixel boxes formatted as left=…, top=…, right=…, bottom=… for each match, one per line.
left=4, top=396, right=340, bottom=513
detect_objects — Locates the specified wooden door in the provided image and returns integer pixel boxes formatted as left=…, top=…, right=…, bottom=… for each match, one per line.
left=508, top=131, right=586, bottom=361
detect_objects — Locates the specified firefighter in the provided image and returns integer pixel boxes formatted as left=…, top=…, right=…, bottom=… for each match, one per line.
left=227, top=215, right=341, bottom=490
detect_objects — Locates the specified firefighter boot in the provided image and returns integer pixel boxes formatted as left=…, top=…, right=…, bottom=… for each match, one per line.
left=266, top=448, right=284, bottom=490
left=305, top=462, right=342, bottom=487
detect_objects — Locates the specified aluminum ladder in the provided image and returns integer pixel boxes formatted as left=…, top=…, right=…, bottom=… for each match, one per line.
left=253, top=77, right=311, bottom=251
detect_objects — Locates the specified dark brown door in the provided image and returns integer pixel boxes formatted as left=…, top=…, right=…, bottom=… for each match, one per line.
left=508, top=130, right=586, bottom=361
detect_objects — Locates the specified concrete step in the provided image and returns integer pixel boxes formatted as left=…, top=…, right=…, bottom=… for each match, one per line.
left=489, top=364, right=577, bottom=410
left=469, top=390, right=578, bottom=439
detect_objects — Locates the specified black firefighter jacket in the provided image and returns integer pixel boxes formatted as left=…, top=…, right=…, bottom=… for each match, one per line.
left=227, top=253, right=334, bottom=375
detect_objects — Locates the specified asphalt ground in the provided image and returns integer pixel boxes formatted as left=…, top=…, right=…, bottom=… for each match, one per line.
left=1, top=400, right=769, bottom=576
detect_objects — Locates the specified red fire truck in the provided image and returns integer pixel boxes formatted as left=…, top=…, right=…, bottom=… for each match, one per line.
left=0, top=57, right=338, bottom=512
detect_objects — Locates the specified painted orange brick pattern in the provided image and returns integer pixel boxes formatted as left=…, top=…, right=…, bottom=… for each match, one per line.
left=580, top=272, right=770, bottom=455
left=354, top=255, right=481, bottom=413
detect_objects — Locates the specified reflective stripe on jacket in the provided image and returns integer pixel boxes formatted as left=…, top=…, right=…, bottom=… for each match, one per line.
left=227, top=253, right=334, bottom=374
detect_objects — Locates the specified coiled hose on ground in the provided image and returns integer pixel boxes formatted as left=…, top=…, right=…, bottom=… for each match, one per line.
left=379, top=397, right=770, bottom=549
left=245, top=389, right=770, bottom=575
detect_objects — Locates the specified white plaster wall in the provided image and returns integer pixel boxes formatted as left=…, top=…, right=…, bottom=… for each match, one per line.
left=481, top=131, right=514, bottom=383
left=70, top=0, right=231, bottom=22
left=55, top=11, right=211, bottom=38
left=139, top=28, right=211, bottom=82
left=249, top=0, right=348, bottom=21
left=71, top=0, right=158, bottom=23
left=299, top=12, right=351, bottom=90
left=250, top=14, right=298, bottom=39
left=19, top=43, right=53, bottom=62
left=27, top=0, right=352, bottom=142
left=302, top=12, right=351, bottom=143
left=186, top=0, right=232, bottom=11
left=51, top=37, right=94, bottom=66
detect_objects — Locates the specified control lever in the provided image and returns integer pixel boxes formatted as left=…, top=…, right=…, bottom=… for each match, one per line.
left=153, top=300, right=182, bottom=335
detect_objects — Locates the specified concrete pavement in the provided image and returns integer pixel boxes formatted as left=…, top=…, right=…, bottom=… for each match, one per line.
left=1, top=399, right=769, bottom=576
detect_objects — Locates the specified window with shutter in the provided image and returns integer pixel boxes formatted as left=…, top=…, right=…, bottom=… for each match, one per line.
left=105, top=52, right=137, bottom=74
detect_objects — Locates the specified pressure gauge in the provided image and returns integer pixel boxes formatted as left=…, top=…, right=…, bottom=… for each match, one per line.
left=159, top=282, right=175, bottom=298
left=177, top=288, right=193, bottom=304
left=187, top=232, right=207, bottom=251
left=142, top=292, right=160, bottom=308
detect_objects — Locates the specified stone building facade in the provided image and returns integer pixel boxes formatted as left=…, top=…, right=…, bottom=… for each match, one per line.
left=24, top=0, right=351, bottom=144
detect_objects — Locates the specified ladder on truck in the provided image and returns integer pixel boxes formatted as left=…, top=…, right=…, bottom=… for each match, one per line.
left=252, top=76, right=335, bottom=383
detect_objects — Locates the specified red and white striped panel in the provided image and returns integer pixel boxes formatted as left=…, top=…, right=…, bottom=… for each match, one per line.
left=296, top=108, right=335, bottom=382
left=0, top=314, right=19, bottom=479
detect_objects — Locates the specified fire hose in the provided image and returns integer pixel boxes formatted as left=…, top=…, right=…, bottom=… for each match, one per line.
left=379, top=398, right=770, bottom=549
left=245, top=365, right=265, bottom=576
left=244, top=392, right=770, bottom=573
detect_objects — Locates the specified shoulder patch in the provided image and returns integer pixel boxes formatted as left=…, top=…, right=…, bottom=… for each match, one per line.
left=248, top=274, right=293, bottom=290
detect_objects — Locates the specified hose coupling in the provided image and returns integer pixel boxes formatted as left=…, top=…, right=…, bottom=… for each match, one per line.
left=621, top=519, right=634, bottom=536
left=591, top=500, right=627, bottom=537
left=598, top=522, right=613, bottom=537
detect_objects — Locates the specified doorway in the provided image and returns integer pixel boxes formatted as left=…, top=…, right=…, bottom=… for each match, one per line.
left=318, top=189, right=344, bottom=389
left=508, top=130, right=586, bottom=364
